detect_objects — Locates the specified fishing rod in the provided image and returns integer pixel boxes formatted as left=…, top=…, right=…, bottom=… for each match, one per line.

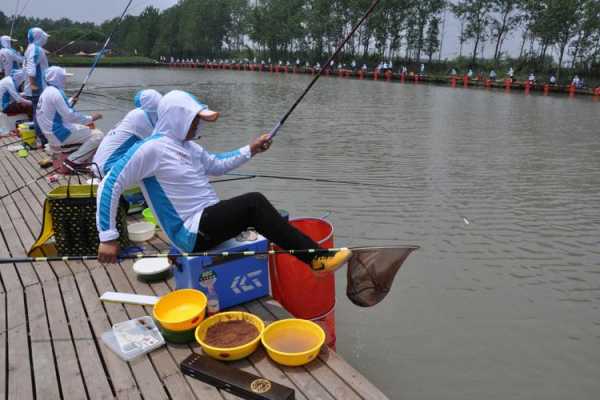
left=226, top=172, right=413, bottom=190
left=9, top=0, right=32, bottom=37
left=267, top=0, right=381, bottom=140
left=51, top=31, right=94, bottom=55
left=0, top=245, right=419, bottom=265
left=0, top=168, right=255, bottom=202
left=9, top=0, right=21, bottom=37
left=70, top=0, right=135, bottom=106
left=87, top=82, right=195, bottom=90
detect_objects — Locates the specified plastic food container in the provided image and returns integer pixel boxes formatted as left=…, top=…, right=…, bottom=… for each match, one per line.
left=142, top=208, right=157, bottom=225
left=127, top=222, right=156, bottom=242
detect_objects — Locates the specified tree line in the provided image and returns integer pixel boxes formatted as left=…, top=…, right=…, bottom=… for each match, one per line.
left=1, top=0, right=599, bottom=79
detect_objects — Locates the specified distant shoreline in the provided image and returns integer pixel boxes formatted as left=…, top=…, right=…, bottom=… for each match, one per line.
left=49, top=56, right=158, bottom=67
left=49, top=56, right=600, bottom=97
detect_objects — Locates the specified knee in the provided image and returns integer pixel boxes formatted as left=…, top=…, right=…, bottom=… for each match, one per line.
left=245, top=192, right=269, bottom=205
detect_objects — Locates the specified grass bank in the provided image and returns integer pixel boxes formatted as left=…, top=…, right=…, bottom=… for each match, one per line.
left=49, top=55, right=158, bottom=67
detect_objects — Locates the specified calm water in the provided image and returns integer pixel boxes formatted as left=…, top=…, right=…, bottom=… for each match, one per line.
left=73, top=67, right=600, bottom=399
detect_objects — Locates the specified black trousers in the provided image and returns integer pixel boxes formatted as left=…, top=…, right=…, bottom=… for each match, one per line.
left=194, top=192, right=319, bottom=264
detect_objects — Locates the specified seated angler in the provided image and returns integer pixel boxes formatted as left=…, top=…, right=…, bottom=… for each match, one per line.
left=0, top=35, right=24, bottom=78
left=93, top=89, right=162, bottom=177
left=36, top=66, right=103, bottom=169
left=0, top=69, right=32, bottom=119
left=96, top=90, right=352, bottom=273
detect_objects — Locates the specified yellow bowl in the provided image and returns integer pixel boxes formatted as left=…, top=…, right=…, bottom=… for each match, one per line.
left=261, top=319, right=325, bottom=366
left=195, top=311, right=264, bottom=361
left=153, top=289, right=207, bottom=332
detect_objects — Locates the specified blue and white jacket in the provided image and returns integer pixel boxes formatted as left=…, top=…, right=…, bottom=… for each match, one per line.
left=36, top=66, right=92, bottom=142
left=97, top=90, right=252, bottom=252
left=0, top=69, right=27, bottom=111
left=0, top=35, right=24, bottom=77
left=23, top=28, right=49, bottom=96
left=93, top=89, right=162, bottom=176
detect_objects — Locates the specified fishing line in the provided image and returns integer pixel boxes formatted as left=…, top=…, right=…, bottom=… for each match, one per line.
left=70, top=0, right=136, bottom=106
left=266, top=0, right=381, bottom=140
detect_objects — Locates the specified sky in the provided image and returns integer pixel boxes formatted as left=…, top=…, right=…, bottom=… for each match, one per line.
left=4, top=0, right=525, bottom=60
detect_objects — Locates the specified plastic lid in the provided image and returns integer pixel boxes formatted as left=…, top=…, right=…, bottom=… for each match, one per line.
left=133, top=257, right=171, bottom=276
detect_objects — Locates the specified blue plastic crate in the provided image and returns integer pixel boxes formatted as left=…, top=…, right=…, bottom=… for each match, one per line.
left=172, top=235, right=269, bottom=310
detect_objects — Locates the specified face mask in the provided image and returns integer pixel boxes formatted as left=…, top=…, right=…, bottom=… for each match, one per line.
left=192, top=119, right=205, bottom=139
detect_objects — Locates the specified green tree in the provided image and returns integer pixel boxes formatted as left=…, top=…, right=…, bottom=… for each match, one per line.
left=490, top=0, right=523, bottom=63
left=452, top=0, right=494, bottom=64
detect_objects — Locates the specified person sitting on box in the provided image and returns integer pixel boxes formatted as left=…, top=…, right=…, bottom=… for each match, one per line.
left=93, top=89, right=162, bottom=177
left=0, top=69, right=32, bottom=119
left=36, top=66, right=103, bottom=169
left=96, top=90, right=352, bottom=272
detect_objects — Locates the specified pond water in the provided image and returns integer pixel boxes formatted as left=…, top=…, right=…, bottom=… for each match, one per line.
left=72, top=67, right=600, bottom=399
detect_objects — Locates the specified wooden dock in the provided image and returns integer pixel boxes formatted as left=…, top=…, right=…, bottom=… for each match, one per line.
left=0, top=135, right=389, bottom=400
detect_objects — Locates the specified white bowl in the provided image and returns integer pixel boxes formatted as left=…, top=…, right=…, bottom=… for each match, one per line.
left=128, top=222, right=156, bottom=242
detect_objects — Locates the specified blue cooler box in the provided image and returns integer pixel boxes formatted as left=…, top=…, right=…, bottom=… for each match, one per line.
left=172, top=235, right=269, bottom=310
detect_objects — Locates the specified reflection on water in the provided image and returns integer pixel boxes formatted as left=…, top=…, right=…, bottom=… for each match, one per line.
left=74, top=67, right=600, bottom=399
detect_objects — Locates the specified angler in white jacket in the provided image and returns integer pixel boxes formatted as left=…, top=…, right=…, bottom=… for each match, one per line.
left=36, top=66, right=103, bottom=167
left=0, top=69, right=32, bottom=117
left=93, top=89, right=162, bottom=177
left=96, top=90, right=351, bottom=273
left=0, top=35, right=24, bottom=77
left=24, top=27, right=50, bottom=145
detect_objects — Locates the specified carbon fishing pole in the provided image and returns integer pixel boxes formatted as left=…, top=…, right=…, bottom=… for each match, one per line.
left=9, top=0, right=21, bottom=37
left=70, top=0, right=135, bottom=106
left=0, top=245, right=419, bottom=265
left=51, top=31, right=94, bottom=55
left=225, top=172, right=414, bottom=190
left=9, top=0, right=32, bottom=37
left=267, top=0, right=381, bottom=140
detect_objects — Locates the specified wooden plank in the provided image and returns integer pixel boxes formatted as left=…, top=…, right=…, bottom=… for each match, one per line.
left=0, top=290, right=6, bottom=400
left=116, top=249, right=225, bottom=400
left=243, top=301, right=335, bottom=400
left=26, top=282, right=61, bottom=400
left=86, top=261, right=167, bottom=400
left=104, top=260, right=197, bottom=400
left=74, top=263, right=142, bottom=399
left=43, top=276, right=88, bottom=400
left=259, top=299, right=389, bottom=400
left=5, top=289, right=33, bottom=399
left=60, top=270, right=114, bottom=399
left=0, top=196, right=38, bottom=287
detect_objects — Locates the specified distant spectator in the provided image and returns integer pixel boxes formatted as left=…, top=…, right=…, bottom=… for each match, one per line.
left=549, top=74, right=557, bottom=85
left=489, top=70, right=497, bottom=81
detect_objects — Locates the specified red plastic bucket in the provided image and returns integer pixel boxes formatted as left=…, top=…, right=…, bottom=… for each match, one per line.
left=270, top=218, right=336, bottom=319
left=311, top=305, right=336, bottom=349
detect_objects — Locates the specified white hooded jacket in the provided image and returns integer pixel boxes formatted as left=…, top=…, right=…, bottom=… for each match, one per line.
left=36, top=66, right=92, bottom=142
left=96, top=90, right=252, bottom=252
left=93, top=89, right=162, bottom=176
left=0, top=69, right=27, bottom=110
left=0, top=35, right=24, bottom=77
left=24, top=28, right=49, bottom=96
